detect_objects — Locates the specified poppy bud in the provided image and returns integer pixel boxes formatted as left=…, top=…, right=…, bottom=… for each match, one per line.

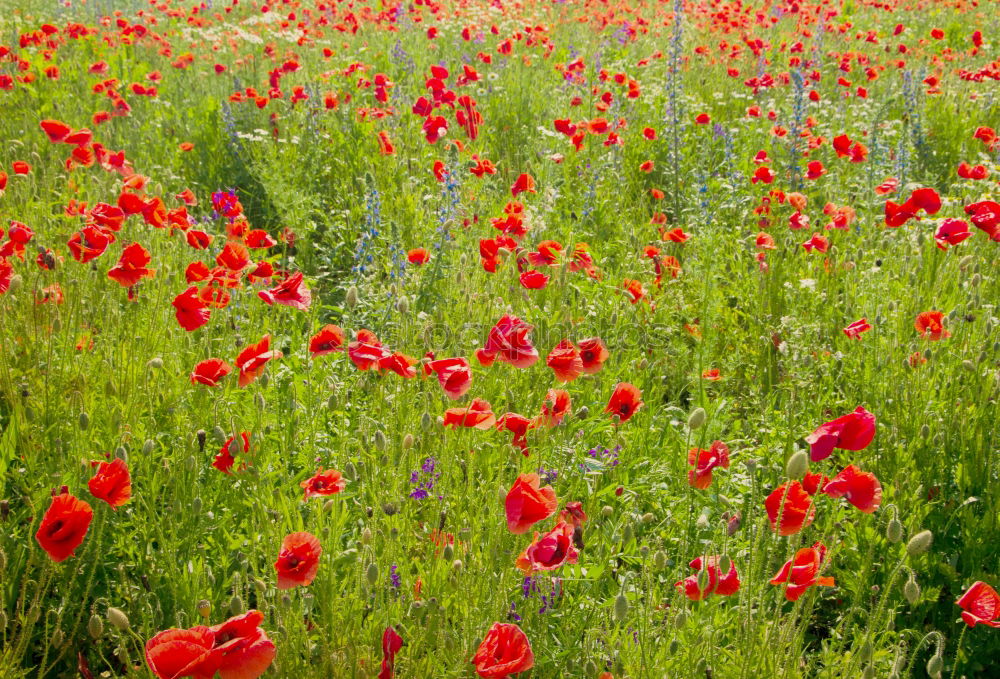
left=452, top=559, right=463, bottom=572
left=7, top=274, right=22, bottom=293
left=687, top=407, right=707, bottom=430
left=859, top=642, right=873, bottom=663
left=653, top=550, right=667, bottom=569
left=920, top=424, right=930, bottom=438
left=923, top=348, right=932, bottom=360
left=669, top=638, right=680, bottom=653
left=613, top=593, right=629, bottom=622
left=601, top=505, right=613, bottom=518
left=323, top=498, right=337, bottom=512
left=861, top=666, right=875, bottom=679
left=442, top=543, right=454, bottom=561
left=696, top=567, right=710, bottom=593
left=114, top=446, right=127, bottom=461
left=142, top=439, right=155, bottom=456
left=402, top=433, right=414, bottom=450
left=211, top=426, right=226, bottom=444
left=196, top=430, right=206, bottom=451
left=785, top=450, right=809, bottom=479
left=903, top=575, right=920, bottom=604
left=78, top=411, right=90, bottom=430
left=421, top=412, right=432, bottom=430
left=228, top=437, right=241, bottom=455
left=280, top=593, right=292, bottom=608
left=695, top=513, right=710, bottom=530
left=718, top=555, right=732, bottom=572
left=229, top=594, right=243, bottom=616
left=396, top=297, right=409, bottom=314
left=107, top=607, right=129, bottom=632
left=343, top=461, right=358, bottom=481
left=185, top=455, right=196, bottom=471
left=88, top=614, right=104, bottom=640
left=675, top=610, right=688, bottom=627
left=958, top=254, right=975, bottom=271
left=575, top=406, right=589, bottom=418
left=51, top=628, right=64, bottom=647
left=366, top=562, right=380, bottom=586
left=641, top=512, right=655, bottom=524
left=192, top=497, right=202, bottom=514
left=906, top=530, right=933, bottom=556
left=926, top=654, right=943, bottom=679
left=373, top=430, right=387, bottom=450
left=361, top=527, right=372, bottom=545
left=583, top=659, right=599, bottom=677
left=346, top=285, right=359, bottom=308
left=622, top=523, right=633, bottom=543
left=147, top=357, right=163, bottom=370
left=970, top=273, right=981, bottom=287
left=962, top=360, right=975, bottom=372
left=886, top=518, right=903, bottom=543
left=255, top=392, right=266, bottom=408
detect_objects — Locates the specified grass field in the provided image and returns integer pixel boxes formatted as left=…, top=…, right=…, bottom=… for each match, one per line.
left=1, top=0, right=999, bottom=677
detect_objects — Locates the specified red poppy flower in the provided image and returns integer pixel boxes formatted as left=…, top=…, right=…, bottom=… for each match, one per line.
left=622, top=278, right=646, bottom=304
left=934, top=219, right=972, bottom=250
left=519, top=269, right=549, bottom=289
left=804, top=406, right=876, bottom=461
left=377, top=352, right=418, bottom=378
left=577, top=337, right=608, bottom=374
left=702, top=368, right=721, bottom=381
left=764, top=480, right=816, bottom=535
left=216, top=242, right=250, bottom=271
left=88, top=458, right=131, bottom=508
left=40, top=119, right=72, bottom=142
left=546, top=340, right=583, bottom=383
left=801, top=233, right=829, bottom=253
left=107, top=242, right=155, bottom=287
left=213, top=432, right=250, bottom=475
left=770, top=542, right=835, bottom=601
left=258, top=271, right=311, bottom=310
left=510, top=173, right=536, bottom=197
left=914, top=310, right=950, bottom=340
left=173, top=286, right=211, bottom=332
left=515, top=521, right=579, bottom=574
left=478, top=315, right=539, bottom=369
left=427, top=357, right=473, bottom=400
left=965, top=200, right=1000, bottom=241
left=12, top=160, right=30, bottom=175
left=675, top=555, right=740, bottom=601
left=145, top=610, right=276, bottom=679
left=687, top=440, right=730, bottom=489
left=752, top=166, right=775, bottom=184
left=559, top=501, right=588, bottom=528
left=694, top=112, right=711, bottom=124
left=378, top=627, right=404, bottom=679
left=35, top=490, right=93, bottom=563
left=820, top=465, right=882, bottom=513
left=955, top=581, right=1000, bottom=628
left=301, top=469, right=347, bottom=500
left=348, top=329, right=391, bottom=371
left=244, top=229, right=277, bottom=249
left=505, top=473, right=558, bottom=534
left=496, top=412, right=534, bottom=455
left=801, top=471, right=830, bottom=495
left=443, top=398, right=496, bottom=430
left=407, top=247, right=430, bottom=264
left=68, top=225, right=113, bottom=263
left=275, top=532, right=322, bottom=590
left=191, top=358, right=231, bottom=387
left=186, top=230, right=213, bottom=249
left=236, top=335, right=282, bottom=388
left=535, top=388, right=571, bottom=428
left=842, top=318, right=871, bottom=339
left=0, top=260, right=14, bottom=295
left=472, top=623, right=534, bottom=679
left=605, top=382, right=643, bottom=423
left=309, top=325, right=345, bottom=358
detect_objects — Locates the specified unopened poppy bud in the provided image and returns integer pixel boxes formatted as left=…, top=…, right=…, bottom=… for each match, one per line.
left=970, top=273, right=981, bottom=287
left=601, top=505, right=613, bottom=518
left=859, top=642, right=873, bottom=663
left=669, top=638, right=680, bottom=653
left=903, top=575, right=920, bottom=604
left=637, top=358, right=648, bottom=371
left=687, top=407, right=707, bottom=430
left=114, top=446, right=127, bottom=461
left=442, top=543, right=455, bottom=561
left=639, top=545, right=649, bottom=557
left=107, top=607, right=129, bottom=632
left=958, top=254, right=975, bottom=271
left=253, top=578, right=267, bottom=593
left=962, top=360, right=975, bottom=372
left=346, top=285, right=359, bottom=308
left=343, top=461, right=358, bottom=481
left=51, top=628, right=64, bottom=647
left=88, top=614, right=104, bottom=640
left=142, top=439, right=155, bottom=456
left=147, top=357, right=163, bottom=370
left=229, top=437, right=241, bottom=455
left=402, top=433, right=414, bottom=450
left=361, top=527, right=372, bottom=545
left=583, top=659, right=599, bottom=677
left=785, top=450, right=809, bottom=479
left=696, top=513, right=710, bottom=530
left=255, top=392, right=266, bottom=408
left=421, top=412, right=432, bottom=430
left=613, top=593, right=629, bottom=622
left=373, top=430, right=387, bottom=451
left=575, top=406, right=589, bottom=418
left=452, top=559, right=463, bottom=572
left=78, top=411, right=90, bottom=430
left=185, top=455, right=196, bottom=471
left=718, top=555, right=732, bottom=572
left=861, top=666, right=875, bottom=679
left=211, top=426, right=226, bottom=444
left=675, top=610, right=688, bottom=627
left=653, top=550, right=667, bottom=569
left=196, top=430, right=206, bottom=451
left=641, top=512, right=655, bottom=524
left=7, top=274, right=22, bottom=292
left=192, top=497, right=202, bottom=514
left=886, top=518, right=903, bottom=543
left=926, top=654, right=943, bottom=679
left=696, top=568, right=710, bottom=593
left=366, top=562, right=379, bottom=587
left=906, top=530, right=933, bottom=556
left=229, top=594, right=243, bottom=616
left=323, top=498, right=337, bottom=512
left=622, top=523, right=633, bottom=543
left=923, top=348, right=932, bottom=360
left=920, top=424, right=930, bottom=439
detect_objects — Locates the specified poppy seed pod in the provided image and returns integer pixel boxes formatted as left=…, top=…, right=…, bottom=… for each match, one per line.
left=785, top=450, right=809, bottom=479
left=613, top=593, right=629, bottom=622
left=107, top=607, right=129, bottom=632
left=906, top=530, right=933, bottom=556
left=88, top=614, right=104, bottom=640
left=687, top=407, right=707, bottom=430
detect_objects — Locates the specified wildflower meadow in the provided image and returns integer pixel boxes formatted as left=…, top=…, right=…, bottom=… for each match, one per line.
left=0, top=0, right=998, bottom=677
